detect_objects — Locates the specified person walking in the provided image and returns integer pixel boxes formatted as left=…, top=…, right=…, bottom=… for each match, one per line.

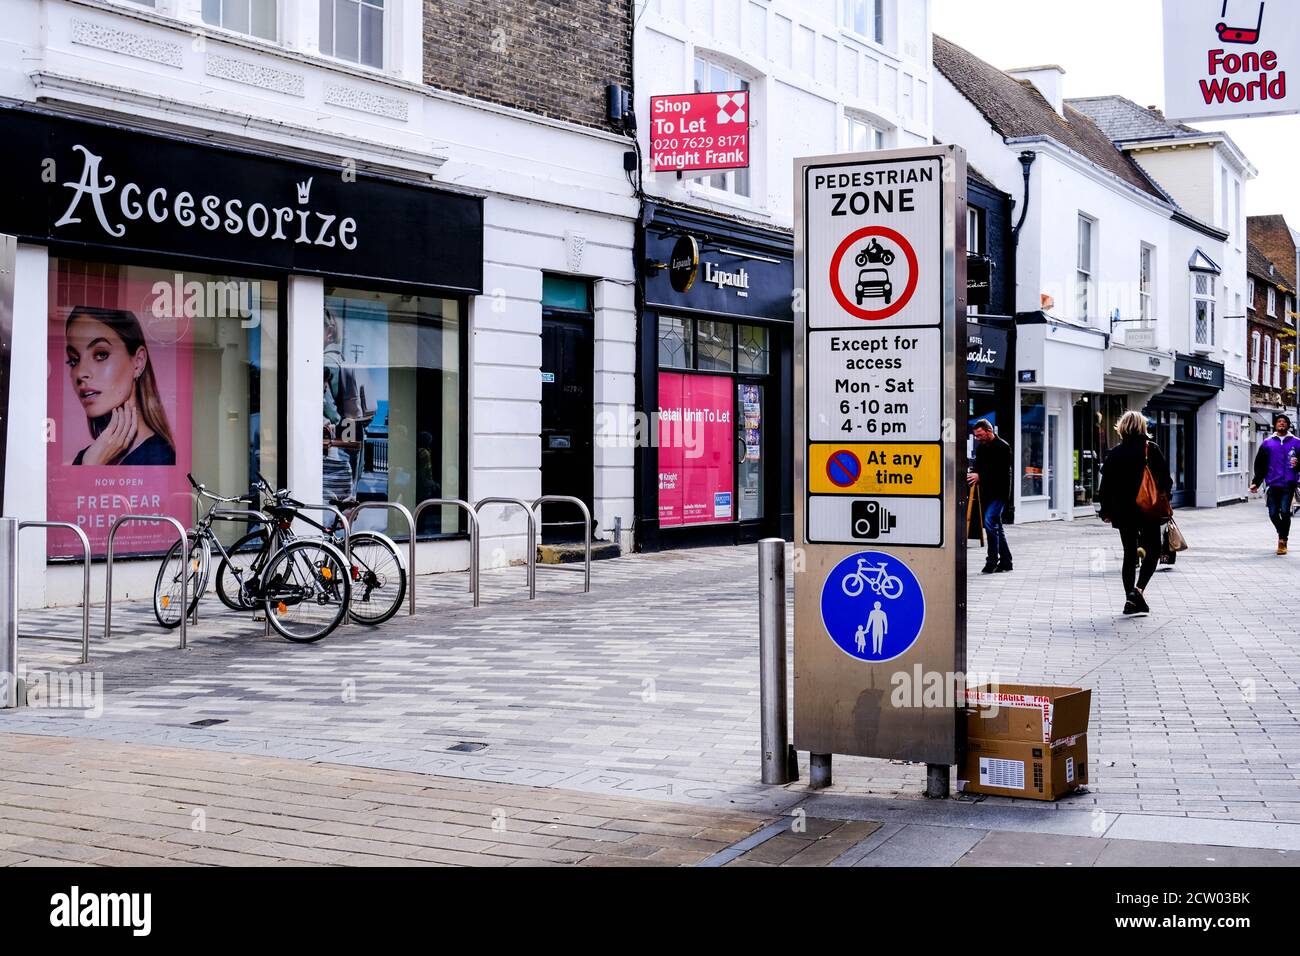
left=1098, top=411, right=1173, bottom=616
left=967, top=419, right=1013, bottom=573
left=1250, top=413, right=1300, bottom=555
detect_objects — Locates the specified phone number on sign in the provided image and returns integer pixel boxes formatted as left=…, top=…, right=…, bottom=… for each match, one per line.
left=650, top=135, right=748, bottom=151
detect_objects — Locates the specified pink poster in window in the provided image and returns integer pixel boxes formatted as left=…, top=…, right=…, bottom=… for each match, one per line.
left=657, top=372, right=734, bottom=527
left=46, top=264, right=195, bottom=558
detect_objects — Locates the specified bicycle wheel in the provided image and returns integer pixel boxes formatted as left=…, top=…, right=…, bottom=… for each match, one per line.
left=346, top=531, right=407, bottom=626
left=216, top=528, right=271, bottom=611
left=842, top=573, right=865, bottom=598
left=261, top=540, right=351, bottom=643
left=154, top=534, right=210, bottom=629
left=880, top=575, right=904, bottom=600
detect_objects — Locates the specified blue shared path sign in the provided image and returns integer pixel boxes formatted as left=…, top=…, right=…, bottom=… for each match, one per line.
left=819, top=550, right=925, bottom=663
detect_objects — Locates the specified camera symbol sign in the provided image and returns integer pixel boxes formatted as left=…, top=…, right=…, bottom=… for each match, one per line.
left=826, top=450, right=861, bottom=488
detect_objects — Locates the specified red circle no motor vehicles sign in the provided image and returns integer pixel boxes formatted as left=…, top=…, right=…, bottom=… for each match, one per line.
left=829, top=226, right=919, bottom=322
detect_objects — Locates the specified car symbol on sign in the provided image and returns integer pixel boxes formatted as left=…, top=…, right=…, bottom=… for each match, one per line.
left=855, top=267, right=893, bottom=306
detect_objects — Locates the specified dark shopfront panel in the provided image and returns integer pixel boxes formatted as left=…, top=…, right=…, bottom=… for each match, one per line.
left=966, top=318, right=1014, bottom=521
left=0, top=106, right=483, bottom=559
left=635, top=204, right=793, bottom=551
left=1144, top=353, right=1224, bottom=509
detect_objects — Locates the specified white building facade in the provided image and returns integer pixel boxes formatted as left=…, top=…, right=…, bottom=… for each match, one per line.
left=630, top=0, right=935, bottom=549
left=0, top=0, right=638, bottom=608
left=935, top=38, right=1251, bottom=523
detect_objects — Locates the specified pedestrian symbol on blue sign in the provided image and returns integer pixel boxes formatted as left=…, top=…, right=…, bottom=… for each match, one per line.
left=820, top=551, right=925, bottom=663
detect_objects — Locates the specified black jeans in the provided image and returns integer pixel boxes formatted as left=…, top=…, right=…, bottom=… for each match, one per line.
left=1266, top=484, right=1296, bottom=541
left=1118, top=523, right=1162, bottom=595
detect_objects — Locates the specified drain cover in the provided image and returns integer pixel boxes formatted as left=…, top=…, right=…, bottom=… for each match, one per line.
left=446, top=742, right=487, bottom=753
left=189, top=718, right=228, bottom=728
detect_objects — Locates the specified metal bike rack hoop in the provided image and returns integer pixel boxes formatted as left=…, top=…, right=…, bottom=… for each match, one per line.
left=17, top=522, right=92, bottom=665
left=345, top=502, right=417, bottom=616
left=106, top=514, right=190, bottom=650
left=411, top=499, right=481, bottom=608
left=531, top=496, right=592, bottom=594
left=473, top=498, right=537, bottom=600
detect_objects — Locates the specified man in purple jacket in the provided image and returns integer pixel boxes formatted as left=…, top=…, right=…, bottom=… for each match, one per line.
left=1251, top=413, right=1300, bottom=555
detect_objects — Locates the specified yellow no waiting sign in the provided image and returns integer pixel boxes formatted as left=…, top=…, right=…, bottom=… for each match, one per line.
left=808, top=443, right=942, bottom=496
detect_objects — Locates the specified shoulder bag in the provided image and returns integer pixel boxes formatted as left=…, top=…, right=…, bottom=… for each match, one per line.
left=1136, top=442, right=1173, bottom=521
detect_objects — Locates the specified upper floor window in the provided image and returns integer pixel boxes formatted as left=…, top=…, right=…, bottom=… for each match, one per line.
left=843, top=114, right=885, bottom=153
left=1251, top=330, right=1261, bottom=382
left=1263, top=334, right=1274, bottom=386
left=967, top=207, right=985, bottom=317
left=1274, top=337, right=1283, bottom=388
left=1220, top=168, right=1230, bottom=230
left=1268, top=286, right=1278, bottom=316
left=1193, top=272, right=1217, bottom=348
left=320, top=0, right=385, bottom=69
left=202, top=0, right=278, bottom=42
left=693, top=58, right=750, bottom=199
left=1249, top=278, right=1257, bottom=309
left=1139, top=243, right=1155, bottom=325
left=843, top=0, right=885, bottom=45
left=1076, top=214, right=1095, bottom=322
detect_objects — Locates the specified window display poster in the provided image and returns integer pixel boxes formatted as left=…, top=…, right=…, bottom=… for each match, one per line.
left=323, top=295, right=391, bottom=533
left=657, top=372, right=734, bottom=526
left=46, top=265, right=194, bottom=557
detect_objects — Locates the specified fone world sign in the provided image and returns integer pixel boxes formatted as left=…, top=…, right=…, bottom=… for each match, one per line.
left=794, top=145, right=967, bottom=766
left=1163, top=0, right=1299, bottom=121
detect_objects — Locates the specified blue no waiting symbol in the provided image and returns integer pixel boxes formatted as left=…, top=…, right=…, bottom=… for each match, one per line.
left=827, top=449, right=861, bottom=488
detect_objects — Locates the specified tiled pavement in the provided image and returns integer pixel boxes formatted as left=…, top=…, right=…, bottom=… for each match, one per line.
left=4, top=501, right=1300, bottom=852
left=2, top=733, right=1296, bottom=867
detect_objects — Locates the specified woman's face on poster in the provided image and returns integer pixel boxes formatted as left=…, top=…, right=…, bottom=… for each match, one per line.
left=65, top=316, right=145, bottom=419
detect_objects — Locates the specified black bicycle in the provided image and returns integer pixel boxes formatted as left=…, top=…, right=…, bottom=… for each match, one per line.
left=154, top=475, right=352, bottom=643
left=214, top=474, right=407, bottom=627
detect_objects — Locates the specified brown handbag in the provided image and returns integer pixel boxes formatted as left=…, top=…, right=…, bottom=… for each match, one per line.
left=1136, top=442, right=1173, bottom=521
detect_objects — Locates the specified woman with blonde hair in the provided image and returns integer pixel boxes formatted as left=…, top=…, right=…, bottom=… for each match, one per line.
left=1098, top=410, right=1172, bottom=615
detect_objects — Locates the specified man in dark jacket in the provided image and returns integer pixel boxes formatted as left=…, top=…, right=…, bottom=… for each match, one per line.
left=1250, top=413, right=1300, bottom=555
left=968, top=419, right=1012, bottom=573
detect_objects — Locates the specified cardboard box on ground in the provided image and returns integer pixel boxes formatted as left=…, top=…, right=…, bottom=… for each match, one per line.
left=958, top=684, right=1092, bottom=801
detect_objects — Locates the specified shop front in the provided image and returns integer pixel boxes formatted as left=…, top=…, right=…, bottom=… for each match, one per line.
left=1144, top=354, right=1225, bottom=509
left=635, top=204, right=793, bottom=550
left=966, top=319, right=1015, bottom=519
left=0, top=106, right=482, bottom=607
left=1013, top=312, right=1107, bottom=522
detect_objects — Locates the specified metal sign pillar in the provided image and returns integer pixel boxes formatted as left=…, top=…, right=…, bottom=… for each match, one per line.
left=793, top=146, right=968, bottom=784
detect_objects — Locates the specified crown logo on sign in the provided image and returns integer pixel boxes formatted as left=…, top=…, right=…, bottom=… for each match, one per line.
left=296, top=177, right=313, bottom=204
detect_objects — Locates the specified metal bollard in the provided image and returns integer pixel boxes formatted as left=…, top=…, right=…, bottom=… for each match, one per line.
left=1, top=518, right=18, bottom=708
left=758, top=538, right=791, bottom=785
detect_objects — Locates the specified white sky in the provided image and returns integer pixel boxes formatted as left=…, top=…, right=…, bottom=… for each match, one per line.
left=932, top=0, right=1300, bottom=229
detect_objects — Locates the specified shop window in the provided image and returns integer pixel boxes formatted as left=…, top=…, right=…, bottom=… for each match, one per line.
left=203, top=0, right=278, bottom=41
left=1020, top=391, right=1046, bottom=499
left=967, top=208, right=984, bottom=317
left=1220, top=414, right=1245, bottom=474
left=1073, top=394, right=1102, bottom=508
left=696, top=319, right=735, bottom=372
left=658, top=315, right=694, bottom=369
left=738, top=324, right=770, bottom=375
left=320, top=0, right=385, bottom=69
left=47, top=257, right=280, bottom=558
left=323, top=287, right=463, bottom=539
left=693, top=58, right=751, bottom=198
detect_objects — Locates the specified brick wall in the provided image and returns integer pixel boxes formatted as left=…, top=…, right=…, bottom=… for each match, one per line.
left=423, top=0, right=631, bottom=131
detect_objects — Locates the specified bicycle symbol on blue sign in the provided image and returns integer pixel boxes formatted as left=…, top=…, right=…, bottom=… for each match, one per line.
left=820, top=551, right=925, bottom=663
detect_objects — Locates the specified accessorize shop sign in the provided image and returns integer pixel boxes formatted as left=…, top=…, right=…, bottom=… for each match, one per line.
left=0, top=106, right=483, bottom=293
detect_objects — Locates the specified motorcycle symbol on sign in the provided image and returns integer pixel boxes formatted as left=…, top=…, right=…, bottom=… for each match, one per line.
left=854, top=237, right=896, bottom=267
